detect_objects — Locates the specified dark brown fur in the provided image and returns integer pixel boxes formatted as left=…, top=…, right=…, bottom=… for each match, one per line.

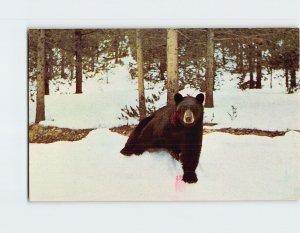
left=120, top=93, right=204, bottom=183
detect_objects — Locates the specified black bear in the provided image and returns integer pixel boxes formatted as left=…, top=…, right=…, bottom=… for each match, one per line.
left=120, top=93, right=204, bottom=183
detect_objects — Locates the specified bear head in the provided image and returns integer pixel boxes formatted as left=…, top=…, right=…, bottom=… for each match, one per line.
left=173, top=93, right=205, bottom=127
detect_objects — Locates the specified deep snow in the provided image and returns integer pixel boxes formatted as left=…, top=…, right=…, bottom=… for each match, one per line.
left=29, top=128, right=300, bottom=201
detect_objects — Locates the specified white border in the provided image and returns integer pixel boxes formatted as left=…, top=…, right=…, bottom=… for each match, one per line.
left=1, top=0, right=300, bottom=232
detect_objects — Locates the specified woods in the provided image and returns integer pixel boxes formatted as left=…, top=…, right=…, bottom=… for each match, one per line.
left=28, top=28, right=299, bottom=123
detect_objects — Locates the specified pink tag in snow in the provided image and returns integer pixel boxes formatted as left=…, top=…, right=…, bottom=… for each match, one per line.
left=175, top=175, right=184, bottom=192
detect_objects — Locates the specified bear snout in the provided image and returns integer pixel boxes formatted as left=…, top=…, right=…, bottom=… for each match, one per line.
left=183, top=110, right=195, bottom=124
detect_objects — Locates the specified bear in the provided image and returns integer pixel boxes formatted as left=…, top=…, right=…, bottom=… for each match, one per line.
left=120, top=92, right=205, bottom=183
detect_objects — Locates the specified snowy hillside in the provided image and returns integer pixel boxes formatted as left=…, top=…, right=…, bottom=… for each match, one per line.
left=29, top=58, right=300, bottom=131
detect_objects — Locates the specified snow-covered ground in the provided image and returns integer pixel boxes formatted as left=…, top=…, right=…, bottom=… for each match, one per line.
left=29, top=128, right=300, bottom=201
left=29, top=58, right=300, bottom=201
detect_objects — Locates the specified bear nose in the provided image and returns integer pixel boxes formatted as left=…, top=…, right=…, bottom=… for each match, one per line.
left=185, top=116, right=192, bottom=122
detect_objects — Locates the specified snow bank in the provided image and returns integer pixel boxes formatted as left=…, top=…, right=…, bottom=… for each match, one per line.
left=29, top=129, right=300, bottom=201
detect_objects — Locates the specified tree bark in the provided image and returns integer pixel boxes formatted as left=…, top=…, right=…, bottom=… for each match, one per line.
left=248, top=43, right=255, bottom=89
left=159, top=60, right=166, bottom=80
left=115, top=43, right=119, bottom=64
left=205, top=29, right=214, bottom=108
left=285, top=68, right=289, bottom=91
left=35, top=29, right=46, bottom=123
left=113, top=34, right=120, bottom=64
left=60, top=51, right=65, bottom=79
left=167, top=29, right=179, bottom=105
left=237, top=44, right=243, bottom=72
left=44, top=43, right=50, bottom=95
left=290, top=68, right=296, bottom=89
left=70, top=58, right=74, bottom=80
left=90, top=55, right=95, bottom=72
left=270, top=68, right=273, bottom=89
left=75, top=30, right=83, bottom=94
left=136, top=29, right=146, bottom=120
left=221, top=44, right=226, bottom=66
left=256, top=46, right=262, bottom=89
left=238, top=44, right=246, bottom=78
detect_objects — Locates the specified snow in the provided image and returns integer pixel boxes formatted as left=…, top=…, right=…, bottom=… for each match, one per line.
left=29, top=128, right=300, bottom=201
left=29, top=61, right=300, bottom=131
left=29, top=57, right=300, bottom=201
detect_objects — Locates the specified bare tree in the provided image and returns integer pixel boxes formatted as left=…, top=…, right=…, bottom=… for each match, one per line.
left=136, top=29, right=146, bottom=120
left=35, top=29, right=46, bottom=123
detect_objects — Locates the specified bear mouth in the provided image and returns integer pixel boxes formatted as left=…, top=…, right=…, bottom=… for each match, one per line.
left=182, top=118, right=196, bottom=126
left=183, top=121, right=195, bottom=126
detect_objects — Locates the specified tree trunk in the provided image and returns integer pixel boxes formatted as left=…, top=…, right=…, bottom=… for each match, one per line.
left=113, top=35, right=120, bottom=64
left=75, top=30, right=83, bottom=94
left=221, top=44, right=226, bottom=66
left=115, top=44, right=119, bottom=64
left=290, top=68, right=296, bottom=89
left=270, top=68, right=273, bottom=89
left=290, top=69, right=296, bottom=87
left=35, top=29, right=46, bottom=123
left=70, top=59, right=74, bottom=80
left=136, top=29, right=146, bottom=120
left=90, top=55, right=95, bottom=72
left=159, top=60, right=166, bottom=80
left=248, top=43, right=255, bottom=89
left=44, top=43, right=50, bottom=95
left=205, top=29, right=214, bottom=108
left=167, top=29, right=179, bottom=105
left=256, top=46, right=262, bottom=89
left=238, top=44, right=246, bottom=78
left=285, top=68, right=289, bottom=91
left=60, top=51, right=65, bottom=79
left=237, top=44, right=243, bottom=72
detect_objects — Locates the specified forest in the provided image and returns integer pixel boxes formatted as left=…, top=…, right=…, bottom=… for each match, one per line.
left=28, top=28, right=299, bottom=124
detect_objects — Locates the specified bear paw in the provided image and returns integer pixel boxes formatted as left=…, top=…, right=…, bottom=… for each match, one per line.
left=120, top=147, right=133, bottom=156
left=182, top=172, right=198, bottom=183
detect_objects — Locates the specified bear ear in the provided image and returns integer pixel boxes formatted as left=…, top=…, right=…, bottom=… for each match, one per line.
left=174, top=93, right=183, bottom=104
left=196, top=93, right=205, bottom=104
